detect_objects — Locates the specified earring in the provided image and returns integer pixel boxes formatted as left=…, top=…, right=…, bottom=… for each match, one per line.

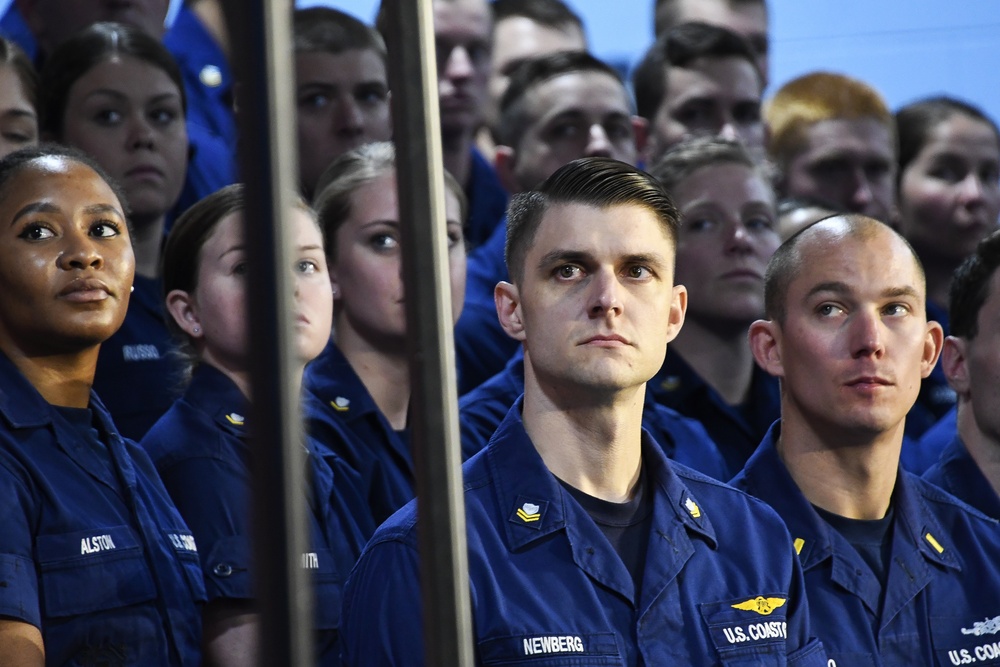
left=193, top=327, right=201, bottom=334
left=332, top=285, right=339, bottom=298
left=130, top=285, right=135, bottom=293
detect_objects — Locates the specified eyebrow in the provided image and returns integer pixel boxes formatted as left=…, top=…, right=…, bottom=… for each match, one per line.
left=219, top=244, right=246, bottom=260
left=805, top=281, right=920, bottom=300
left=1, top=108, right=36, bottom=120
left=9, top=202, right=124, bottom=227
left=536, top=249, right=667, bottom=270
left=84, top=89, right=181, bottom=105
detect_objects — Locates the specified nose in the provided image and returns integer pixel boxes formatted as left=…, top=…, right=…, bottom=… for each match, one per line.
left=958, top=172, right=986, bottom=206
left=589, top=269, right=622, bottom=318
left=848, top=170, right=876, bottom=212
left=849, top=309, right=885, bottom=359
left=58, top=231, right=103, bottom=271
left=443, top=45, right=474, bottom=82
left=584, top=124, right=612, bottom=157
left=129, top=115, right=156, bottom=150
left=334, top=98, right=363, bottom=136
left=717, top=120, right=739, bottom=142
left=723, top=220, right=754, bottom=254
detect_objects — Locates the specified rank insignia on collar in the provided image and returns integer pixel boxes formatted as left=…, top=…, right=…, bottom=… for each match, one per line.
left=330, top=397, right=350, bottom=412
left=659, top=375, right=681, bottom=391
left=925, top=532, right=945, bottom=554
left=225, top=413, right=244, bottom=426
left=793, top=538, right=805, bottom=555
left=517, top=503, right=541, bottom=523
left=684, top=497, right=701, bottom=519
left=732, top=596, right=787, bottom=616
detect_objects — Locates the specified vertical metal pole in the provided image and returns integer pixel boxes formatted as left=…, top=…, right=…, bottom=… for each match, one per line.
left=383, top=2, right=476, bottom=665
left=221, top=2, right=315, bottom=666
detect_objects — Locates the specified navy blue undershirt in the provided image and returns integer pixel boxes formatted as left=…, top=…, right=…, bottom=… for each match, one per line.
left=559, top=466, right=654, bottom=593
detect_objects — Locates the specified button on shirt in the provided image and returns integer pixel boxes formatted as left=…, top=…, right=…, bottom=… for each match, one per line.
left=923, top=436, right=1000, bottom=521
left=0, top=351, right=205, bottom=666
left=731, top=423, right=1000, bottom=666
left=142, top=364, right=373, bottom=665
left=459, top=350, right=729, bottom=479
left=305, top=340, right=414, bottom=523
left=342, top=399, right=828, bottom=666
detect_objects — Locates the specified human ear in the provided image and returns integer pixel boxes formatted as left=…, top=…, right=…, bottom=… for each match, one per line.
left=664, top=284, right=687, bottom=343
left=631, top=116, right=649, bottom=156
left=939, top=337, right=970, bottom=398
left=165, top=289, right=202, bottom=339
left=920, top=320, right=945, bottom=379
left=494, top=146, right=519, bottom=194
left=748, top=319, right=783, bottom=378
left=495, top=280, right=526, bottom=342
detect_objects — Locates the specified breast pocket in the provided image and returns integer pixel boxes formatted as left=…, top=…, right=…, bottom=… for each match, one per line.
left=36, top=525, right=156, bottom=617
left=478, top=632, right=624, bottom=666
left=700, top=596, right=790, bottom=666
left=931, top=614, right=1000, bottom=666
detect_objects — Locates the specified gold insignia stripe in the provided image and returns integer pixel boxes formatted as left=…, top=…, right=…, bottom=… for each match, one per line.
left=925, top=532, right=945, bottom=554
left=516, top=509, right=540, bottom=522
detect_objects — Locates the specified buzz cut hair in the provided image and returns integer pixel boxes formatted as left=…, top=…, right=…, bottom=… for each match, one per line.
left=765, top=71, right=894, bottom=176
left=505, top=157, right=680, bottom=283
left=763, top=213, right=923, bottom=324
left=496, top=50, right=624, bottom=148
left=949, top=230, right=1000, bottom=340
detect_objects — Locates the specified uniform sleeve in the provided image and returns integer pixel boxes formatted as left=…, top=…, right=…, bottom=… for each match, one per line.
left=784, top=541, right=829, bottom=666
left=0, top=462, right=40, bottom=626
left=157, top=453, right=253, bottom=602
left=341, top=537, right=424, bottom=667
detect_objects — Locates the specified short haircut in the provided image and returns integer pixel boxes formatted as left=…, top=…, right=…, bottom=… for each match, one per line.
left=39, top=22, right=186, bottom=139
left=505, top=157, right=680, bottom=283
left=0, top=36, right=38, bottom=111
left=491, top=0, right=584, bottom=35
left=313, top=141, right=467, bottom=261
left=763, top=213, right=923, bottom=323
left=632, top=22, right=760, bottom=121
left=653, top=0, right=766, bottom=36
left=949, top=230, right=1000, bottom=340
left=649, top=135, right=764, bottom=195
left=896, top=95, right=1000, bottom=187
left=496, top=50, right=624, bottom=148
left=293, top=7, right=387, bottom=64
left=765, top=71, right=893, bottom=175
left=0, top=143, right=129, bottom=223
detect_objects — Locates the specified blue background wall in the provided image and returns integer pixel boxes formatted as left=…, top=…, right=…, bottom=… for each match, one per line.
left=312, top=0, right=1000, bottom=124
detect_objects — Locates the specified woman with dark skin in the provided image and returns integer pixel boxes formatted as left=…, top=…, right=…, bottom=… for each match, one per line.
left=0, top=145, right=203, bottom=666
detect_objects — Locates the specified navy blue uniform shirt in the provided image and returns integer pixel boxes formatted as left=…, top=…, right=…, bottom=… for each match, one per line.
left=454, top=215, right=519, bottom=393
left=305, top=340, right=413, bottom=523
left=732, top=423, right=1000, bottom=666
left=465, top=148, right=509, bottom=251
left=142, top=364, right=373, bottom=665
left=93, top=275, right=185, bottom=440
left=0, top=350, right=205, bottom=665
left=649, top=347, right=780, bottom=477
left=342, top=399, right=827, bottom=666
left=459, top=350, right=729, bottom=479
left=904, top=407, right=956, bottom=475
left=924, top=435, right=1000, bottom=521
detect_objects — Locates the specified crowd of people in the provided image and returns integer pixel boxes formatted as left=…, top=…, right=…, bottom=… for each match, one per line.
left=0, top=0, right=998, bottom=665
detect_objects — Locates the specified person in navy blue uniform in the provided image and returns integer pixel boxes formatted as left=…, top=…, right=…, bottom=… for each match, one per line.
left=140, top=184, right=373, bottom=666
left=922, top=230, right=1000, bottom=519
left=455, top=50, right=649, bottom=393
left=458, top=347, right=730, bottom=479
left=645, top=137, right=782, bottom=476
left=293, top=7, right=392, bottom=203
left=0, top=36, right=37, bottom=158
left=38, top=22, right=197, bottom=439
left=342, top=157, right=827, bottom=666
left=732, top=213, right=1000, bottom=665
left=0, top=145, right=204, bottom=665
left=377, top=0, right=508, bottom=250
left=895, top=97, right=1000, bottom=440
left=306, top=142, right=467, bottom=523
